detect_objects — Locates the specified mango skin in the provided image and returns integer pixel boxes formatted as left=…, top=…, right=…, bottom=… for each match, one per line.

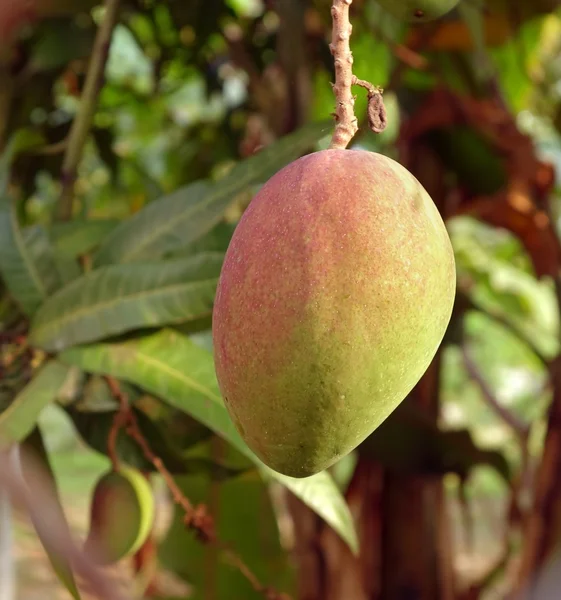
left=212, top=149, right=456, bottom=478
left=375, top=0, right=460, bottom=22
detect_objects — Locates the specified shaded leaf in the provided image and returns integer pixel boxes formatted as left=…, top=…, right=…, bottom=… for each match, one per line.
left=166, top=220, right=236, bottom=258
left=93, top=121, right=332, bottom=266
left=69, top=397, right=246, bottom=478
left=0, top=194, right=48, bottom=316
left=0, top=361, right=72, bottom=447
left=51, top=219, right=121, bottom=259
left=29, top=253, right=224, bottom=352
left=0, top=129, right=45, bottom=188
left=159, top=442, right=295, bottom=599
left=60, top=329, right=359, bottom=554
left=458, top=0, right=495, bottom=83
left=92, top=127, right=119, bottom=183
left=29, top=17, right=95, bottom=72
left=22, top=224, right=63, bottom=294
left=53, top=254, right=83, bottom=286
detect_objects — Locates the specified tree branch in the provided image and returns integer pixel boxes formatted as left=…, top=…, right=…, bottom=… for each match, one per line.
left=57, top=0, right=121, bottom=221
left=461, top=345, right=530, bottom=439
left=104, top=376, right=291, bottom=600
left=329, top=0, right=386, bottom=150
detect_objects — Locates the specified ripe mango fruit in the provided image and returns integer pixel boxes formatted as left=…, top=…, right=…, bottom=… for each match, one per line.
left=84, top=466, right=155, bottom=565
left=212, top=149, right=456, bottom=478
left=375, top=0, right=460, bottom=22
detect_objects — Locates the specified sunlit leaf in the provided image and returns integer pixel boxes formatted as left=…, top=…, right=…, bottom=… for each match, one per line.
left=0, top=361, right=72, bottom=447
left=92, top=121, right=332, bottom=266
left=29, top=253, right=224, bottom=352
left=60, top=328, right=359, bottom=554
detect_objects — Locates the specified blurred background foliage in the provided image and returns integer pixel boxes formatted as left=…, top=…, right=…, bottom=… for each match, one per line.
left=2, top=0, right=561, bottom=599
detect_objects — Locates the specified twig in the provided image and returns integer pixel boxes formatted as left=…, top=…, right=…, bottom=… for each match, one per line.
left=106, top=381, right=128, bottom=471
left=57, top=0, right=121, bottom=221
left=461, top=345, right=530, bottom=439
left=29, top=140, right=68, bottom=156
left=104, top=376, right=291, bottom=600
left=458, top=291, right=550, bottom=369
left=328, top=0, right=386, bottom=150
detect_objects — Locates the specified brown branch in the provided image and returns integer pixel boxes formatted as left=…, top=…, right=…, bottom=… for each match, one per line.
left=57, top=0, right=121, bottom=221
left=458, top=290, right=550, bottom=369
left=329, top=0, right=356, bottom=149
left=104, top=376, right=290, bottom=600
left=461, top=345, right=530, bottom=439
left=328, top=0, right=386, bottom=149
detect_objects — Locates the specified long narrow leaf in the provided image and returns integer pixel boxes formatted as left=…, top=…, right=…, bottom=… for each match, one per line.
left=50, top=219, right=121, bottom=258
left=0, top=195, right=49, bottom=317
left=60, top=329, right=359, bottom=554
left=29, top=253, right=224, bottom=352
left=93, top=121, right=331, bottom=266
left=22, top=225, right=63, bottom=294
left=0, top=361, right=72, bottom=447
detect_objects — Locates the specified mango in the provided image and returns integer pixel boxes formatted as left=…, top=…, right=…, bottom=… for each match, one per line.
left=84, top=466, right=155, bottom=564
left=212, top=149, right=456, bottom=478
left=375, top=0, right=460, bottom=22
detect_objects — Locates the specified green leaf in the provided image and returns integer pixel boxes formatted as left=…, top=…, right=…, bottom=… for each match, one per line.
left=0, top=129, right=45, bottom=188
left=166, top=220, right=236, bottom=259
left=0, top=361, right=72, bottom=447
left=69, top=393, right=246, bottom=478
left=159, top=443, right=295, bottom=598
left=458, top=0, right=494, bottom=84
left=51, top=219, right=121, bottom=259
left=53, top=254, right=83, bottom=286
left=93, top=121, right=332, bottom=266
left=22, top=225, right=63, bottom=294
left=0, top=194, right=49, bottom=316
left=22, top=427, right=82, bottom=600
left=29, top=253, right=224, bottom=352
left=60, top=329, right=359, bottom=554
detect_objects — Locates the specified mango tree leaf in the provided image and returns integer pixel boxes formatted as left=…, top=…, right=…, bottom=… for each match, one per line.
left=69, top=398, right=246, bottom=478
left=93, top=120, right=332, bottom=267
left=165, top=221, right=236, bottom=259
left=60, top=329, right=359, bottom=554
left=22, top=427, right=82, bottom=600
left=0, top=194, right=49, bottom=316
left=29, top=252, right=224, bottom=352
left=0, top=361, right=72, bottom=447
left=0, top=129, right=45, bottom=188
left=458, top=0, right=494, bottom=83
left=53, top=254, right=83, bottom=286
left=158, top=443, right=295, bottom=599
left=51, top=219, right=121, bottom=259
left=22, top=225, right=63, bottom=294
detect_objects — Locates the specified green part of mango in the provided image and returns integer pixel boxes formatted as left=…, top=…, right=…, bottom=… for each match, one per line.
left=84, top=465, right=155, bottom=565
left=212, top=149, right=456, bottom=478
